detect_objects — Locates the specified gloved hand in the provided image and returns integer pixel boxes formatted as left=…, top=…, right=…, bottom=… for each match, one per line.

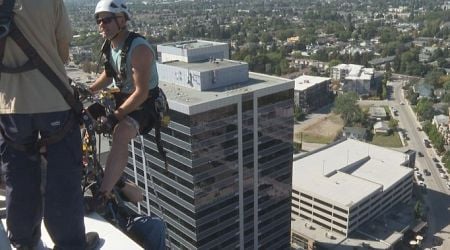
left=96, top=113, right=119, bottom=134
left=84, top=191, right=110, bottom=214
left=72, top=83, right=93, bottom=101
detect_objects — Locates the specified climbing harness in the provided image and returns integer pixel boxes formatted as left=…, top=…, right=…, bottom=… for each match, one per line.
left=0, top=0, right=82, bottom=153
left=100, top=32, right=170, bottom=168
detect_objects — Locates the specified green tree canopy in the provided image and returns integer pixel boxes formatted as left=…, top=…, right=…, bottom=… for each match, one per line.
left=415, top=98, right=435, bottom=121
left=333, top=92, right=364, bottom=126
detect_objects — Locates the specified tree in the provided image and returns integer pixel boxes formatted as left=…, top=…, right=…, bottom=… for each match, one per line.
left=329, top=59, right=341, bottom=68
left=260, top=32, right=273, bottom=44
left=424, top=121, right=446, bottom=154
left=415, top=98, right=434, bottom=121
left=406, top=87, right=419, bottom=105
left=294, top=106, right=305, bottom=121
left=388, top=119, right=398, bottom=130
left=333, top=92, right=364, bottom=126
left=441, top=151, right=450, bottom=170
left=414, top=201, right=423, bottom=219
left=424, top=69, right=445, bottom=88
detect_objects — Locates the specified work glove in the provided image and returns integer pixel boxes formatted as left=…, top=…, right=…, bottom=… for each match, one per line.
left=96, top=113, right=119, bottom=134
left=84, top=191, right=110, bottom=214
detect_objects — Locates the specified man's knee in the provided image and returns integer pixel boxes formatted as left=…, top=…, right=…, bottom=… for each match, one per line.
left=112, top=121, right=137, bottom=142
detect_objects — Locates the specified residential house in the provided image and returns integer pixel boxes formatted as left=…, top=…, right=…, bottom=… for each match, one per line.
left=373, top=121, right=391, bottom=135
left=342, top=127, right=368, bottom=141
left=419, top=47, right=438, bottom=63
left=432, top=114, right=450, bottom=144
left=369, top=106, right=388, bottom=121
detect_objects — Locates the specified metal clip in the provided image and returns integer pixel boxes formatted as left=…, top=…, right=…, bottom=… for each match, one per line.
left=0, top=21, right=11, bottom=39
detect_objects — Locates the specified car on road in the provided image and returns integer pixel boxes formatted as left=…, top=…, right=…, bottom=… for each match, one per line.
left=400, top=102, right=405, bottom=105
left=417, top=152, right=424, bottom=157
left=423, top=169, right=431, bottom=176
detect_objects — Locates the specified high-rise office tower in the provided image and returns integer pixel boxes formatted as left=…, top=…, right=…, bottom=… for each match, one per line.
left=123, top=40, right=294, bottom=249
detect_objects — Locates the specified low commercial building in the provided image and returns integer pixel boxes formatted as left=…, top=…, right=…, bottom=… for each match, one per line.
left=294, top=75, right=333, bottom=113
left=291, top=139, right=414, bottom=249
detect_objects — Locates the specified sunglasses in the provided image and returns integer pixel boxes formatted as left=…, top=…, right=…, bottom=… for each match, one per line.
left=96, top=15, right=122, bottom=25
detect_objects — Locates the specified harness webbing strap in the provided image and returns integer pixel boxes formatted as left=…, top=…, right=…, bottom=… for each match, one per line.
left=0, top=112, right=77, bottom=154
left=101, top=32, right=143, bottom=88
left=154, top=124, right=168, bottom=171
left=101, top=33, right=168, bottom=167
left=0, top=14, right=83, bottom=152
left=4, top=21, right=83, bottom=115
left=119, top=32, right=143, bottom=82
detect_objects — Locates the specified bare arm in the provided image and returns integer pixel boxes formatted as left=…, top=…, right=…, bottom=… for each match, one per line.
left=89, top=71, right=113, bottom=92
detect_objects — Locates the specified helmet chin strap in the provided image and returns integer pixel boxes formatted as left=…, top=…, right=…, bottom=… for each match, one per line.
left=109, top=27, right=124, bottom=41
left=108, top=14, right=126, bottom=42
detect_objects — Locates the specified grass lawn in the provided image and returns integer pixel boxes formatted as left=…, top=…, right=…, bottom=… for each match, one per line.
left=371, top=132, right=403, bottom=147
left=299, top=133, right=335, bottom=144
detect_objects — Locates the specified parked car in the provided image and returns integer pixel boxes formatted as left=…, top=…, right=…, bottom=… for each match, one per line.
left=432, top=157, right=439, bottom=163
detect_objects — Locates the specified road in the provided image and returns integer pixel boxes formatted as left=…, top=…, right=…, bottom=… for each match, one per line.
left=388, top=80, right=450, bottom=250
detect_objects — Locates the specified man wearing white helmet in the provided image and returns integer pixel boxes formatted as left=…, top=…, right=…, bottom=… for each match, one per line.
left=88, top=0, right=160, bottom=209
left=88, top=3, right=166, bottom=247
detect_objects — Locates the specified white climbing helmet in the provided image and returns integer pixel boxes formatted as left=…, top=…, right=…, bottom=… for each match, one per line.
left=95, top=0, right=131, bottom=20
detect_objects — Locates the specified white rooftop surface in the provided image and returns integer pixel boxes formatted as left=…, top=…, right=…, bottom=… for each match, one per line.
left=294, top=75, right=331, bottom=91
left=1, top=213, right=141, bottom=250
left=434, top=114, right=449, bottom=125
left=65, top=65, right=294, bottom=116
left=161, top=40, right=226, bottom=49
left=369, top=106, right=387, bottom=117
left=162, top=59, right=244, bottom=72
left=335, top=64, right=374, bottom=81
left=293, top=139, right=412, bottom=208
left=335, top=64, right=363, bottom=75
left=160, top=72, right=294, bottom=115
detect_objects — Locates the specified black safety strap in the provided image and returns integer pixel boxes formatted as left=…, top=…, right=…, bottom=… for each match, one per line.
left=0, top=6, right=83, bottom=152
left=101, top=32, right=143, bottom=89
left=154, top=123, right=168, bottom=171
left=0, top=21, right=83, bottom=115
left=0, top=112, right=77, bottom=154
